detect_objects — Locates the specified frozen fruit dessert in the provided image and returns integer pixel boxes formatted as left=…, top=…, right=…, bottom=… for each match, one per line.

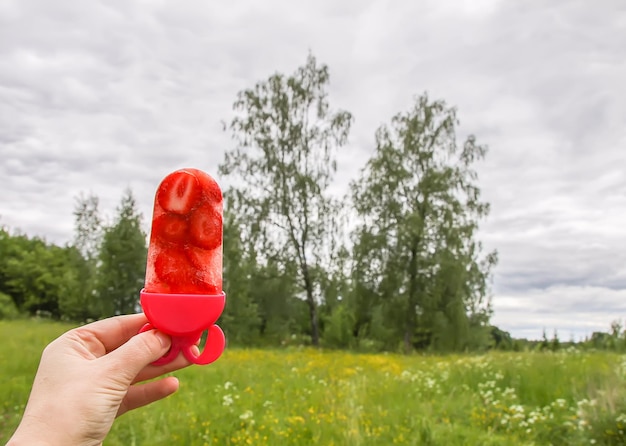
left=144, top=168, right=223, bottom=294
left=139, top=168, right=226, bottom=366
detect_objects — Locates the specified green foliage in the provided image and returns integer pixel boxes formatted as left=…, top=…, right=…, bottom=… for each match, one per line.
left=540, top=328, right=550, bottom=351
left=0, top=227, right=84, bottom=318
left=0, top=291, right=19, bottom=319
left=220, top=52, right=352, bottom=346
left=0, top=319, right=74, bottom=441
left=572, top=319, right=626, bottom=353
left=322, top=303, right=355, bottom=349
left=220, top=210, right=261, bottom=344
left=350, top=92, right=497, bottom=352
left=4, top=321, right=626, bottom=445
left=551, top=329, right=561, bottom=352
left=72, top=192, right=102, bottom=262
left=1, top=55, right=504, bottom=355
left=62, top=193, right=103, bottom=321
left=490, top=326, right=514, bottom=350
left=95, top=188, right=147, bottom=317
left=57, top=246, right=98, bottom=322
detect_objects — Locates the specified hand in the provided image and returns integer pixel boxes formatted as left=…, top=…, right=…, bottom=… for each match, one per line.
left=8, top=313, right=194, bottom=446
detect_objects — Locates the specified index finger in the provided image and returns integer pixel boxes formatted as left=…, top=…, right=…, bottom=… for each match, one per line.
left=69, top=313, right=150, bottom=356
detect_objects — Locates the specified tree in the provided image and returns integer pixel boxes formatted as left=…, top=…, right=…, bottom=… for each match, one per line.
left=73, top=193, right=103, bottom=261
left=0, top=227, right=82, bottom=319
left=350, top=93, right=496, bottom=352
left=0, top=291, right=19, bottom=319
left=95, top=188, right=147, bottom=317
left=60, top=193, right=104, bottom=321
left=490, top=325, right=513, bottom=350
left=540, top=328, right=550, bottom=351
left=219, top=53, right=352, bottom=346
left=220, top=210, right=261, bottom=344
left=551, top=329, right=560, bottom=351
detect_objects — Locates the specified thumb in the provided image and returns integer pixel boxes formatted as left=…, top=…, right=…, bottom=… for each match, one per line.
left=103, top=330, right=171, bottom=384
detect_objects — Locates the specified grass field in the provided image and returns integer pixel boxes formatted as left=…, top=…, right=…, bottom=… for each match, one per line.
left=2, top=320, right=626, bottom=445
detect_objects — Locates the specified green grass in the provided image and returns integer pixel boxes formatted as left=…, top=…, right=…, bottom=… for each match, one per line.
left=2, top=320, right=626, bottom=445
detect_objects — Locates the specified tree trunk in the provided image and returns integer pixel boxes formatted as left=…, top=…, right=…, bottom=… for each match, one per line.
left=403, top=330, right=412, bottom=354
left=302, top=265, right=320, bottom=346
left=404, top=238, right=419, bottom=354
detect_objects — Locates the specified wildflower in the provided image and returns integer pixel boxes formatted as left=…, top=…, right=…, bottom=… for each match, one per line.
left=222, top=394, right=234, bottom=406
left=239, top=410, right=254, bottom=421
left=502, top=388, right=516, bottom=397
left=553, top=398, right=567, bottom=408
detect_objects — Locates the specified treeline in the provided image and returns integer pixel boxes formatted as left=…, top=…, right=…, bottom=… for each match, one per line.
left=0, top=189, right=146, bottom=322
left=1, top=53, right=501, bottom=353
left=488, top=325, right=626, bottom=352
left=579, top=321, right=626, bottom=352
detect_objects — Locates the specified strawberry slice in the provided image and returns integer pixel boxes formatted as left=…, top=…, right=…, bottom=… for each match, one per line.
left=185, top=245, right=222, bottom=293
left=153, top=214, right=189, bottom=245
left=185, top=244, right=211, bottom=269
left=188, top=168, right=223, bottom=206
left=154, top=249, right=193, bottom=287
left=154, top=249, right=214, bottom=294
left=157, top=170, right=202, bottom=214
left=189, top=202, right=223, bottom=250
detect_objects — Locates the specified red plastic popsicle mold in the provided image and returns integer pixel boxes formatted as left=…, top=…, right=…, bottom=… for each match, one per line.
left=139, top=168, right=226, bottom=365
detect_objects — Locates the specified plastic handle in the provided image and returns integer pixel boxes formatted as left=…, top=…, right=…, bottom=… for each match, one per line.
left=139, top=323, right=226, bottom=366
left=138, top=289, right=226, bottom=366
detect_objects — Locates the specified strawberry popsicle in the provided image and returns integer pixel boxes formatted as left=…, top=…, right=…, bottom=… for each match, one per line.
left=139, top=168, right=226, bottom=366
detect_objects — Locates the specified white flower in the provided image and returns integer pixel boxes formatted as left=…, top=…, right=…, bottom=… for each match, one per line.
left=503, top=387, right=516, bottom=397
left=553, top=398, right=567, bottom=408
left=222, top=394, right=234, bottom=406
left=239, top=410, right=254, bottom=420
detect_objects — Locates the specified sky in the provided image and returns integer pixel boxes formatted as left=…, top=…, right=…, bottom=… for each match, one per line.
left=1, top=0, right=625, bottom=340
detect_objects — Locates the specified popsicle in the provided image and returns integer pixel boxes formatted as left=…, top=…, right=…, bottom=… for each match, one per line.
left=139, top=168, right=226, bottom=366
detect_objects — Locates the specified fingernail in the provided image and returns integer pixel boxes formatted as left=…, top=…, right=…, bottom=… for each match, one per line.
left=155, top=331, right=171, bottom=348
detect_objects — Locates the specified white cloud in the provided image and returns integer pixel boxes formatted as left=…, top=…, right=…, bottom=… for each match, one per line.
left=0, top=0, right=624, bottom=338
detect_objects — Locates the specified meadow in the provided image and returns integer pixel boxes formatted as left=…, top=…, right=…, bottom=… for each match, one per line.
left=2, top=320, right=626, bottom=445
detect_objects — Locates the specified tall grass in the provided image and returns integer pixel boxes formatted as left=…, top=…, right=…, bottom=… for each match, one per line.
left=0, top=319, right=74, bottom=439
left=2, top=320, right=626, bottom=445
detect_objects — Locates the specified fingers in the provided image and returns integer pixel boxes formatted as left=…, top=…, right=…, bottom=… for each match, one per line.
left=133, top=345, right=199, bottom=383
left=70, top=314, right=149, bottom=357
left=102, top=329, right=172, bottom=383
left=116, top=377, right=180, bottom=417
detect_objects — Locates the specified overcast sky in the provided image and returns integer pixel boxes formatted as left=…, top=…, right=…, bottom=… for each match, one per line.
left=1, top=0, right=625, bottom=340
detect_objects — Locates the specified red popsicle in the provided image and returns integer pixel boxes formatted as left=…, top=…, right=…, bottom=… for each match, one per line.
left=139, top=168, right=226, bottom=366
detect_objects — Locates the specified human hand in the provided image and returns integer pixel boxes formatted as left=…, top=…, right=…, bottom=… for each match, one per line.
left=8, top=313, right=195, bottom=446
